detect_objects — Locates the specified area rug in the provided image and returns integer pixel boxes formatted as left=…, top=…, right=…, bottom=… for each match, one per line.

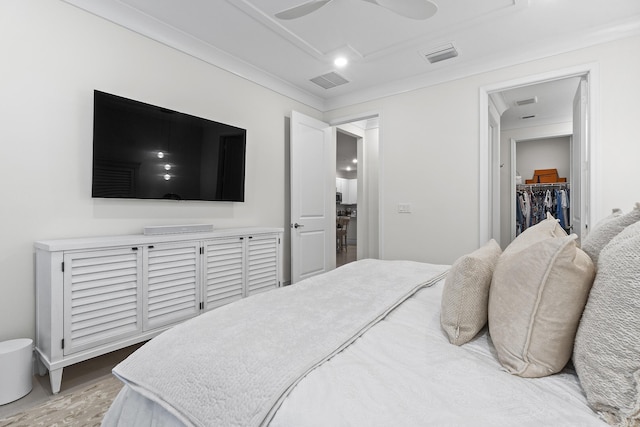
left=0, top=375, right=123, bottom=427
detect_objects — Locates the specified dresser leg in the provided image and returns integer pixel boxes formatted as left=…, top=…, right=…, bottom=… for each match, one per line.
left=49, top=367, right=63, bottom=394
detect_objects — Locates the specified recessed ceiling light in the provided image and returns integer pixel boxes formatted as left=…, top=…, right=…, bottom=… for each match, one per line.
left=352, top=158, right=357, bottom=163
left=334, top=57, right=348, bottom=68
left=346, top=166, right=351, bottom=171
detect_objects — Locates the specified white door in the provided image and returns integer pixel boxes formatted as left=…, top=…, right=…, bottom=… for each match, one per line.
left=571, top=77, right=588, bottom=242
left=290, top=111, right=336, bottom=283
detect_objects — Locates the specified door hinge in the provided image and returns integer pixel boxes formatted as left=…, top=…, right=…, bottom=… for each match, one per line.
left=199, top=302, right=204, bottom=310
left=200, top=247, right=204, bottom=255
left=61, top=339, right=64, bottom=349
left=278, top=237, right=281, bottom=244
left=61, top=262, right=64, bottom=272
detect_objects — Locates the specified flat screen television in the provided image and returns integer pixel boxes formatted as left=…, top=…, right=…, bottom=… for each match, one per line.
left=92, top=90, right=246, bottom=202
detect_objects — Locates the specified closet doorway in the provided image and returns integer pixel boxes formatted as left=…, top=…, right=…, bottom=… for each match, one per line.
left=479, top=65, right=597, bottom=248
left=512, top=135, right=572, bottom=238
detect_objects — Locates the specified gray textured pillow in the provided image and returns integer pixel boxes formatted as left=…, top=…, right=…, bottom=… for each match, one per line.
left=574, top=220, right=640, bottom=425
left=489, top=233, right=595, bottom=378
left=440, top=239, right=502, bottom=345
left=581, top=202, right=640, bottom=267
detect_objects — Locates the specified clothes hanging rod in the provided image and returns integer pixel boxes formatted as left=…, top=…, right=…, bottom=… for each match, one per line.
left=517, top=182, right=570, bottom=188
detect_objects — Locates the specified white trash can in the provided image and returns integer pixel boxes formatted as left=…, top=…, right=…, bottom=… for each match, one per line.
left=0, top=338, right=33, bottom=405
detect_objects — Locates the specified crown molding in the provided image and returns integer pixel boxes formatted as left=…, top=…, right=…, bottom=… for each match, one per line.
left=61, top=0, right=326, bottom=111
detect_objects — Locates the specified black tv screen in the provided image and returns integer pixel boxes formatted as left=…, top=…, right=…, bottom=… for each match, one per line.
left=92, top=90, right=246, bottom=202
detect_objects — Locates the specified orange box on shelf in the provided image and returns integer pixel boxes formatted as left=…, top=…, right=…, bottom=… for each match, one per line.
left=526, top=168, right=567, bottom=184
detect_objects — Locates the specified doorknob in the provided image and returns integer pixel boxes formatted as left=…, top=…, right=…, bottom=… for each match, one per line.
left=291, top=223, right=304, bottom=229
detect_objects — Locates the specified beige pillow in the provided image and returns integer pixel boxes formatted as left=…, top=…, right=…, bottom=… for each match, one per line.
left=581, top=202, right=640, bottom=267
left=574, top=221, right=640, bottom=425
left=440, top=239, right=502, bottom=345
left=489, top=233, right=595, bottom=378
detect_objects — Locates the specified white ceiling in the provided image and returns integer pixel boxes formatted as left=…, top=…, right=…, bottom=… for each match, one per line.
left=63, top=0, right=640, bottom=111
left=499, top=76, right=581, bottom=130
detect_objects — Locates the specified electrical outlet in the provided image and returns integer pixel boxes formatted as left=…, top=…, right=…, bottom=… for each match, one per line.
left=397, top=203, right=412, bottom=213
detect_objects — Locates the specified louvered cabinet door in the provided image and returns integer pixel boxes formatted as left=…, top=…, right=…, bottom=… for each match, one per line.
left=246, top=235, right=280, bottom=296
left=63, top=247, right=143, bottom=356
left=143, top=242, right=200, bottom=331
left=202, top=237, right=244, bottom=311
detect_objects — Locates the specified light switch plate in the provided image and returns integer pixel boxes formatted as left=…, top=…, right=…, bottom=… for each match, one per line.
left=397, top=203, right=412, bottom=213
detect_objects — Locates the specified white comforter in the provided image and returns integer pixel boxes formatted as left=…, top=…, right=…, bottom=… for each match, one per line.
left=103, top=260, right=607, bottom=427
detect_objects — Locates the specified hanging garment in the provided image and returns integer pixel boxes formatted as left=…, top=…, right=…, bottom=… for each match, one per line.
left=523, top=191, right=531, bottom=229
left=555, top=189, right=566, bottom=229
left=560, top=189, right=569, bottom=230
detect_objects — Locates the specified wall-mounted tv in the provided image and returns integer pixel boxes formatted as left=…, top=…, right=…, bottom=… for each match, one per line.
left=92, top=90, right=246, bottom=202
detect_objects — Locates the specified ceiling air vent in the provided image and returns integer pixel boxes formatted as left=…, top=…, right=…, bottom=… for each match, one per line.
left=310, top=72, right=349, bottom=89
left=422, top=43, right=458, bottom=64
left=515, top=96, right=538, bottom=106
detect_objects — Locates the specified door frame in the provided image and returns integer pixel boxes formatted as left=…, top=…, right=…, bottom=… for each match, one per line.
left=329, top=111, right=382, bottom=259
left=479, top=63, right=600, bottom=246
left=509, top=133, right=572, bottom=241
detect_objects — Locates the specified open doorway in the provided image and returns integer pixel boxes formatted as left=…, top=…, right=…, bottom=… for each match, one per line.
left=336, top=130, right=358, bottom=266
left=498, top=77, right=581, bottom=247
left=479, top=64, right=597, bottom=248
left=334, top=118, right=379, bottom=267
left=289, top=111, right=379, bottom=283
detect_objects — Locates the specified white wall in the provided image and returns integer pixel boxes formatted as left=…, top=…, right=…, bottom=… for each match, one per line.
left=363, top=126, right=380, bottom=259
left=0, top=0, right=321, bottom=342
left=516, top=136, right=571, bottom=184
left=325, top=35, right=640, bottom=264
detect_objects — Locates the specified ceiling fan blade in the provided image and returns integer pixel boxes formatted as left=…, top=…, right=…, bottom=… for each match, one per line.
left=275, top=0, right=333, bottom=20
left=369, top=0, right=438, bottom=20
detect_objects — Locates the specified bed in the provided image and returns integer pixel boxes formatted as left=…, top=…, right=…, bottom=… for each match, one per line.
left=102, top=208, right=640, bottom=427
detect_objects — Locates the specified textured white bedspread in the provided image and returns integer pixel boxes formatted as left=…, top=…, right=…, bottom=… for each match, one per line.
left=108, top=259, right=448, bottom=427
left=271, top=279, right=607, bottom=427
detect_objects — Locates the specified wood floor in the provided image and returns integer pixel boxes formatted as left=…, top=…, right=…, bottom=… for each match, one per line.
left=0, top=343, right=142, bottom=421
left=336, top=244, right=357, bottom=267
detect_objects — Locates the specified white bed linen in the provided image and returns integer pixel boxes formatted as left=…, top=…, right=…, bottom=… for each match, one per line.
left=104, top=275, right=607, bottom=427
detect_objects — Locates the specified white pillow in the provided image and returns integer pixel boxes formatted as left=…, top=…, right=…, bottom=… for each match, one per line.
left=581, top=202, right=640, bottom=267
left=574, top=220, right=640, bottom=425
left=489, top=229, right=594, bottom=378
left=440, top=239, right=502, bottom=345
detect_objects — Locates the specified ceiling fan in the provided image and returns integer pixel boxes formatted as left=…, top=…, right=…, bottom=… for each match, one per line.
left=275, top=0, right=438, bottom=20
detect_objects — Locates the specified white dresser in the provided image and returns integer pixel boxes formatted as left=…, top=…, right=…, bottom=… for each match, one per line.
left=34, top=227, right=283, bottom=393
